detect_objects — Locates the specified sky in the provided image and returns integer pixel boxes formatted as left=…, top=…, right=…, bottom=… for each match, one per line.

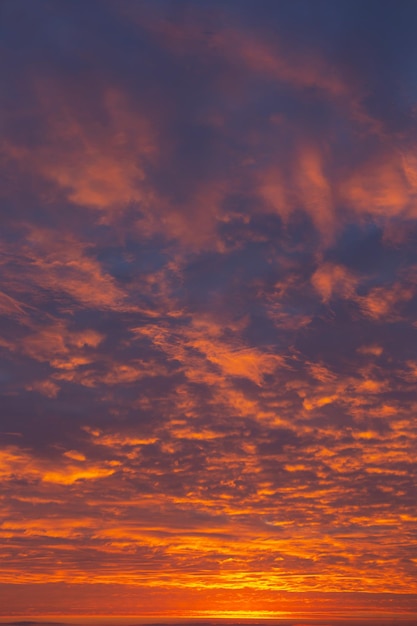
left=1, top=0, right=417, bottom=620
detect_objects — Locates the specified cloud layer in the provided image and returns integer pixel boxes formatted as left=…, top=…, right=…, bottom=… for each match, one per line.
left=1, top=0, right=417, bottom=619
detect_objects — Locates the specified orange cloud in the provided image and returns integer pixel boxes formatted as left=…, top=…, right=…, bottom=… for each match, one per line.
left=258, top=145, right=335, bottom=241
left=0, top=446, right=117, bottom=486
left=341, top=150, right=417, bottom=220
left=359, top=282, right=415, bottom=319
left=6, top=87, right=157, bottom=216
left=311, top=262, right=358, bottom=302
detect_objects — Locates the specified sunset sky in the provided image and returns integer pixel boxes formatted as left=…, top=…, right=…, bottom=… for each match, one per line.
left=1, top=0, right=417, bottom=621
